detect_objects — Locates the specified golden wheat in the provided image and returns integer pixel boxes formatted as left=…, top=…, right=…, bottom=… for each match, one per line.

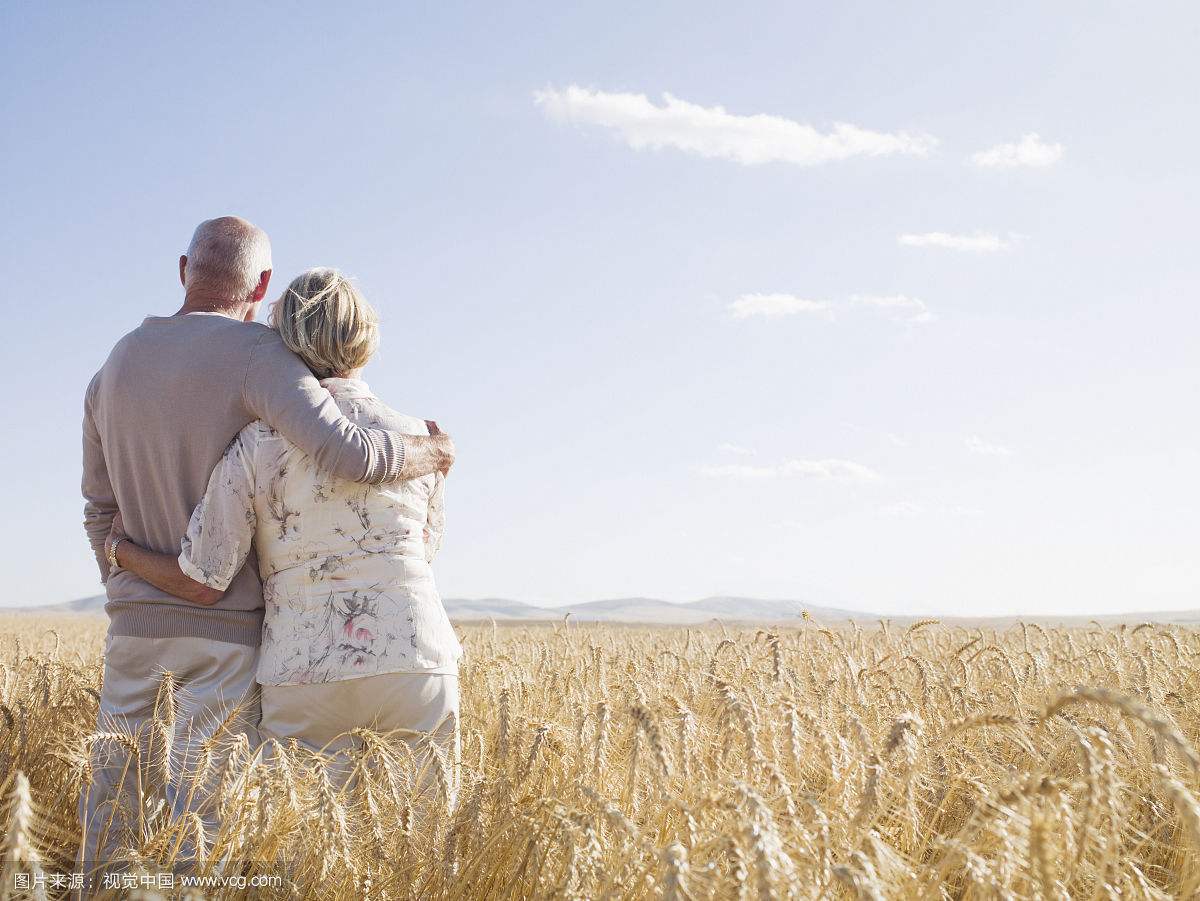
left=1, top=613, right=1199, bottom=899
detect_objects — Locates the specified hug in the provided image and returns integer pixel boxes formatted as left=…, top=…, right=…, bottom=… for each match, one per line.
left=80, top=216, right=461, bottom=863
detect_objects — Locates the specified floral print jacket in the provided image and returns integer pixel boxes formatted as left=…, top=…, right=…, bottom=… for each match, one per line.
left=177, top=378, right=463, bottom=686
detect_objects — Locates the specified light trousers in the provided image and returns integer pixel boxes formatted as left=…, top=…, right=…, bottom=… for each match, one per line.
left=260, top=672, right=461, bottom=808
left=79, top=633, right=260, bottom=869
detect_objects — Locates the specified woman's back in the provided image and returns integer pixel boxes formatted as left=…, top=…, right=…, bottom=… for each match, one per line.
left=253, top=377, right=441, bottom=574
left=181, top=377, right=462, bottom=686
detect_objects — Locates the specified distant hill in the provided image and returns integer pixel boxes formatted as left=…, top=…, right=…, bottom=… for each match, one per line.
left=439, top=597, right=551, bottom=620
left=31, top=594, right=108, bottom=614
left=13, top=593, right=1200, bottom=626
left=483, top=595, right=848, bottom=624
left=23, top=594, right=838, bottom=623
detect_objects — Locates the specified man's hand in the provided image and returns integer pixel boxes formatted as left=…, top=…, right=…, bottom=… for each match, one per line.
left=396, top=424, right=455, bottom=480
left=425, top=421, right=454, bottom=476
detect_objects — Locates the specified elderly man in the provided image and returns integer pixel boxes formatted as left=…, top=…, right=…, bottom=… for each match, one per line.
left=79, top=216, right=454, bottom=866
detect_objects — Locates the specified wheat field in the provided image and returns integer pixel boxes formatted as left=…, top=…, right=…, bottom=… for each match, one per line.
left=1, top=612, right=1199, bottom=899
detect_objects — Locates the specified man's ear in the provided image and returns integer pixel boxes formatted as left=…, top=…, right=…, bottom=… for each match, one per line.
left=252, top=269, right=272, bottom=302
left=179, top=255, right=188, bottom=287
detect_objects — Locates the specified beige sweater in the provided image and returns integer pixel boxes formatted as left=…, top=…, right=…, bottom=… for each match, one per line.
left=82, top=312, right=407, bottom=646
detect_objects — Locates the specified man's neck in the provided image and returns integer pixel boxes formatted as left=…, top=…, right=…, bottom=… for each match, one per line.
left=175, top=289, right=253, bottom=320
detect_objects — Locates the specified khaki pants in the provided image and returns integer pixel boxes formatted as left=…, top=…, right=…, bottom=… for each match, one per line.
left=260, top=672, right=461, bottom=808
left=79, top=633, right=259, bottom=870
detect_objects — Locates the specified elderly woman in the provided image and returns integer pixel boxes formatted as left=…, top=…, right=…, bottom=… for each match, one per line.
left=106, top=268, right=463, bottom=795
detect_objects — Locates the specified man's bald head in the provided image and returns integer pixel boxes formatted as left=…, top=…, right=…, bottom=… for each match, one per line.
left=181, top=216, right=273, bottom=303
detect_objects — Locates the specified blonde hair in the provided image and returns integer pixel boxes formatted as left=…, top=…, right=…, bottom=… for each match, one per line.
left=270, top=268, right=379, bottom=379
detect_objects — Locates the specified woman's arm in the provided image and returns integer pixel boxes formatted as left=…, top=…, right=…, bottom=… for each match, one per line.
left=108, top=427, right=259, bottom=607
left=176, top=428, right=258, bottom=592
left=107, top=515, right=223, bottom=606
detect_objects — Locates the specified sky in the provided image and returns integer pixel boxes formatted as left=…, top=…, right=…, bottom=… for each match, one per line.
left=2, top=1, right=1199, bottom=616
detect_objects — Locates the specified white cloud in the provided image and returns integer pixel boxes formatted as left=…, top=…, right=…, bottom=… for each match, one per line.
left=697, top=458, right=880, bottom=481
left=877, top=501, right=925, bottom=518
left=775, top=519, right=808, bottom=530
left=717, top=443, right=756, bottom=456
left=533, top=85, right=938, bottom=167
left=878, top=501, right=984, bottom=518
left=842, top=422, right=909, bottom=447
left=852, top=293, right=935, bottom=323
left=728, top=293, right=831, bottom=319
left=971, top=133, right=1064, bottom=169
left=965, top=435, right=1013, bottom=456
left=730, top=292, right=936, bottom=323
left=942, top=505, right=985, bottom=518
left=898, top=231, right=1013, bottom=253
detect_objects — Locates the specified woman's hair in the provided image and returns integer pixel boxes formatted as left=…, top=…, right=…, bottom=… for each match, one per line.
left=270, top=268, right=380, bottom=379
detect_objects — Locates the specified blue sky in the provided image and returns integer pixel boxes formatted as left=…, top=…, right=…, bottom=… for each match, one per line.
left=2, top=1, right=1198, bottom=615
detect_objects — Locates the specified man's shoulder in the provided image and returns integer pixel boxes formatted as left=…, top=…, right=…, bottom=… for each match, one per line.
left=238, top=319, right=279, bottom=340
left=118, top=314, right=275, bottom=349
left=192, top=316, right=277, bottom=345
left=92, top=316, right=282, bottom=399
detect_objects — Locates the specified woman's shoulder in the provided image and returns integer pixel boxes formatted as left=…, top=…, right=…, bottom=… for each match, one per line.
left=350, top=394, right=431, bottom=436
left=223, top=420, right=290, bottom=461
left=239, top=419, right=288, bottom=443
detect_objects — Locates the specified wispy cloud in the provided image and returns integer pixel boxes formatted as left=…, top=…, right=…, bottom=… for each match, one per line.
left=971, top=133, right=1064, bottom=169
left=697, top=458, right=880, bottom=481
left=717, top=443, right=757, bottom=456
left=852, top=293, right=935, bottom=323
left=842, top=422, right=909, bottom=447
left=877, top=501, right=925, bottom=518
left=965, top=435, right=1013, bottom=456
left=728, top=293, right=831, bottom=319
left=898, top=231, right=1013, bottom=253
left=533, top=85, right=938, bottom=167
left=730, top=292, right=934, bottom=324
left=877, top=501, right=984, bottom=518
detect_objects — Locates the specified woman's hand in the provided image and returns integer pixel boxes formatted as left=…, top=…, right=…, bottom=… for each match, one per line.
left=104, top=511, right=127, bottom=565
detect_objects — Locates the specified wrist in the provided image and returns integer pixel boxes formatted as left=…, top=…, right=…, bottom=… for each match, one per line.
left=107, top=535, right=129, bottom=570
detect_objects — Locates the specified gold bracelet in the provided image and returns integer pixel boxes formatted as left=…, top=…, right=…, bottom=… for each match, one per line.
left=107, top=536, right=127, bottom=570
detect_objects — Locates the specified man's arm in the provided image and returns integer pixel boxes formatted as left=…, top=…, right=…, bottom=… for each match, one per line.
left=242, top=333, right=453, bottom=483
left=81, top=379, right=116, bottom=583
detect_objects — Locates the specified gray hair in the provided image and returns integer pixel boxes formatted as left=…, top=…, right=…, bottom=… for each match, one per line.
left=183, top=216, right=272, bottom=300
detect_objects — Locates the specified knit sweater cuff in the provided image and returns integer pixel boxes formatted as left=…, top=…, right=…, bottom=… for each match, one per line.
left=366, top=430, right=406, bottom=484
